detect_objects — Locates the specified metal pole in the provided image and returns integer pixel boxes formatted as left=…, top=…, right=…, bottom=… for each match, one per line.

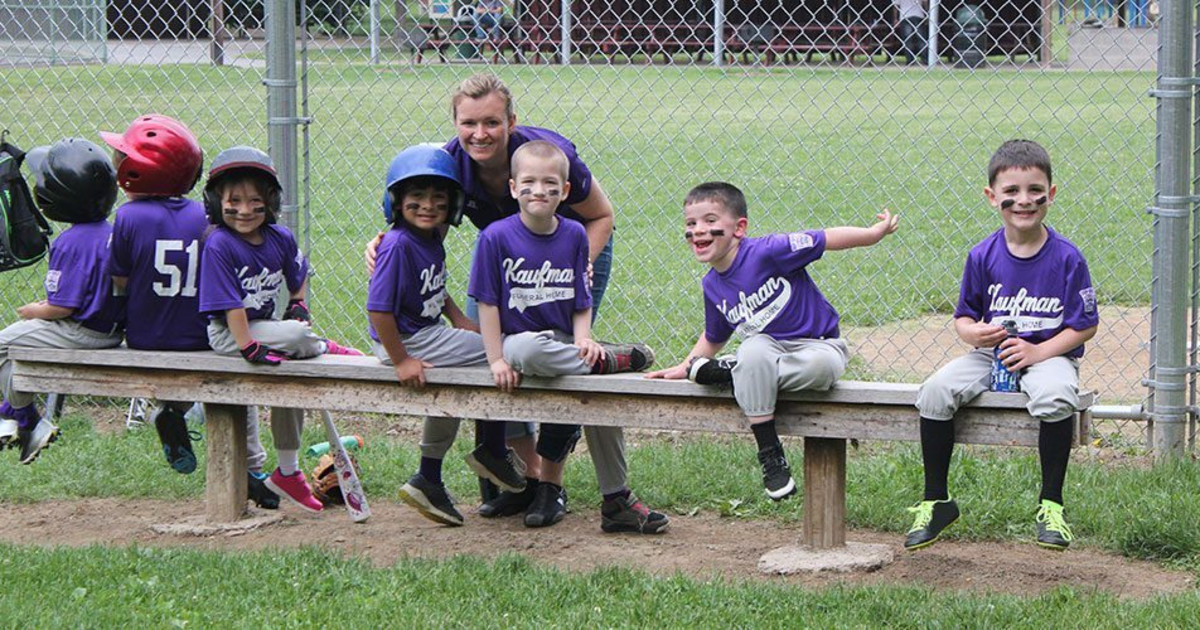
left=1148, top=0, right=1193, bottom=458
left=926, top=0, right=939, bottom=66
left=560, top=0, right=571, bottom=64
left=713, top=0, right=724, bottom=67
left=266, top=0, right=300, bottom=235
left=370, top=0, right=380, bottom=64
left=211, top=0, right=227, bottom=66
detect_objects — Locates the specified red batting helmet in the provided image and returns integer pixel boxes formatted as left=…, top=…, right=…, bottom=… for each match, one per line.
left=99, top=114, right=203, bottom=196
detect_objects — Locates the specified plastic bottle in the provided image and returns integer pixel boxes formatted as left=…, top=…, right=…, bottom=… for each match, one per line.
left=305, top=435, right=364, bottom=457
left=990, top=320, right=1022, bottom=392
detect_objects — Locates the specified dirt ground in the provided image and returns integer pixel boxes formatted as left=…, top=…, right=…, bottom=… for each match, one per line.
left=0, top=496, right=1192, bottom=600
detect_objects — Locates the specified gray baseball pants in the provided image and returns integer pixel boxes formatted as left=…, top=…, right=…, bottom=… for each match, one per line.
left=0, top=318, right=122, bottom=408
left=732, top=335, right=849, bottom=417
left=916, top=348, right=1080, bottom=423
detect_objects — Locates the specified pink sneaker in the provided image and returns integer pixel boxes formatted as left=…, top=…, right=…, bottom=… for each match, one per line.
left=264, top=469, right=324, bottom=513
left=324, top=340, right=364, bottom=356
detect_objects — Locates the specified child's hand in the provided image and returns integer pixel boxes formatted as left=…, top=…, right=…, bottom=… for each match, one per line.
left=575, top=337, right=603, bottom=367
left=870, top=209, right=900, bottom=241
left=645, top=362, right=689, bottom=380
left=394, top=356, right=434, bottom=388
left=283, top=299, right=311, bottom=324
left=240, top=340, right=287, bottom=365
left=16, top=301, right=44, bottom=319
left=490, top=358, right=521, bottom=392
left=363, top=231, right=384, bottom=275
left=997, top=336, right=1047, bottom=372
left=961, top=321, right=1007, bottom=348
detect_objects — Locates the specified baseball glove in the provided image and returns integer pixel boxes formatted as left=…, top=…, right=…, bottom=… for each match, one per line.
left=311, top=453, right=361, bottom=506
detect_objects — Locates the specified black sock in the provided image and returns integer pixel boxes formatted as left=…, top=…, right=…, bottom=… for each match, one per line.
left=603, top=488, right=631, bottom=503
left=1038, top=419, right=1073, bottom=505
left=920, top=417, right=954, bottom=501
left=418, top=456, right=443, bottom=485
left=751, top=419, right=780, bottom=451
left=482, top=421, right=508, bottom=458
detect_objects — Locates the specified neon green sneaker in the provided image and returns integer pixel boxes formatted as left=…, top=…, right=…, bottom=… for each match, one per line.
left=1035, top=499, right=1074, bottom=551
left=903, top=498, right=959, bottom=551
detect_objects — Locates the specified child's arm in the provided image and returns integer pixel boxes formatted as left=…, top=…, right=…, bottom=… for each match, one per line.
left=478, top=303, right=520, bottom=392
left=954, top=316, right=1008, bottom=348
left=999, top=325, right=1099, bottom=372
left=572, top=308, right=603, bottom=367
left=283, top=278, right=311, bottom=323
left=824, top=209, right=900, bottom=252
left=645, top=333, right=727, bottom=380
left=226, top=308, right=285, bottom=365
left=16, top=301, right=73, bottom=321
left=443, top=295, right=480, bottom=333
left=369, top=310, right=433, bottom=387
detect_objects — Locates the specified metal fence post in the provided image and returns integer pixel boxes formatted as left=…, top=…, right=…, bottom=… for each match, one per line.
left=1148, top=0, right=1193, bottom=458
left=266, top=0, right=300, bottom=235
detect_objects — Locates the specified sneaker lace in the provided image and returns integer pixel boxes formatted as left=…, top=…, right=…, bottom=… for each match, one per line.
left=1036, top=502, right=1075, bottom=541
left=906, top=501, right=936, bottom=533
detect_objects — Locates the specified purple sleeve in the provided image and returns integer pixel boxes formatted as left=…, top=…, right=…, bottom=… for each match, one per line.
left=279, top=229, right=308, bottom=294
left=468, top=229, right=501, bottom=306
left=702, top=281, right=734, bottom=344
left=1062, top=256, right=1100, bottom=331
left=107, top=211, right=132, bottom=277
left=573, top=227, right=592, bottom=311
left=44, top=240, right=86, bottom=310
left=953, top=252, right=986, bottom=321
left=768, top=230, right=825, bottom=274
left=198, top=237, right=246, bottom=314
left=366, top=234, right=401, bottom=313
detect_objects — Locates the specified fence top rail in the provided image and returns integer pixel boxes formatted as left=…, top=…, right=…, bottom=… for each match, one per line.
left=10, top=347, right=1093, bottom=410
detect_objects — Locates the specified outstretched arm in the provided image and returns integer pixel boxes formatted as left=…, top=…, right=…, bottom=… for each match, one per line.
left=645, top=333, right=726, bottom=380
left=824, top=209, right=899, bottom=251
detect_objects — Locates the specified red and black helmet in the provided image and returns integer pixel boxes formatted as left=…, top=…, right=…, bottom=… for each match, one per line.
left=99, top=114, right=203, bottom=196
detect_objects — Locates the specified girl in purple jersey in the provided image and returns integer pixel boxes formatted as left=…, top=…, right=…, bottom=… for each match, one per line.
left=0, top=139, right=124, bottom=464
left=198, top=146, right=363, bottom=514
left=904, top=140, right=1099, bottom=552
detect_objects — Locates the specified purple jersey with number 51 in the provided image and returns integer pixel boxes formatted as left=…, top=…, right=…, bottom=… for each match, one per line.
left=107, top=198, right=210, bottom=350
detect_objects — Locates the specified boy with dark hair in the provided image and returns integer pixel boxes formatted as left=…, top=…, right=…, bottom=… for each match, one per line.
left=648, top=182, right=898, bottom=501
left=904, top=139, right=1098, bottom=551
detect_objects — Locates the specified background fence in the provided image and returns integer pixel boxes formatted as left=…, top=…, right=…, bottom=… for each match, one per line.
left=0, top=0, right=1183, bottom=450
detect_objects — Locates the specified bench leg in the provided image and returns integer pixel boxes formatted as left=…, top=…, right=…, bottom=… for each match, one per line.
left=802, top=436, right=846, bottom=549
left=205, top=403, right=248, bottom=522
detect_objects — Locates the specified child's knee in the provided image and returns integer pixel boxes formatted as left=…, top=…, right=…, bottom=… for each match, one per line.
left=501, top=331, right=542, bottom=368
left=915, top=380, right=956, bottom=421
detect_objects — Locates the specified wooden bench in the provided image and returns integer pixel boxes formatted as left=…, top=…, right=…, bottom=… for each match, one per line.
left=414, top=22, right=522, bottom=64
left=11, top=347, right=1093, bottom=551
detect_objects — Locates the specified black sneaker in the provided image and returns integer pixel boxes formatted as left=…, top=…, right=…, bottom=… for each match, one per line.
left=399, top=473, right=464, bottom=527
left=18, top=418, right=59, bottom=465
left=1035, top=499, right=1074, bottom=551
left=593, top=343, right=656, bottom=374
left=687, top=356, right=737, bottom=385
left=154, top=407, right=197, bottom=474
left=524, top=482, right=568, bottom=528
left=464, top=445, right=527, bottom=493
left=904, top=498, right=960, bottom=551
left=248, top=471, right=280, bottom=510
left=600, top=492, right=670, bottom=534
left=478, top=478, right=538, bottom=518
left=757, top=443, right=797, bottom=501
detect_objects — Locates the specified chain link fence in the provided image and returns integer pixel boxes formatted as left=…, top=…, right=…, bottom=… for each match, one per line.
left=0, top=0, right=1174, bottom=448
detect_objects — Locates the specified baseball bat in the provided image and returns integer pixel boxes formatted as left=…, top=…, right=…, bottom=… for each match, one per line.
left=320, top=410, right=371, bottom=523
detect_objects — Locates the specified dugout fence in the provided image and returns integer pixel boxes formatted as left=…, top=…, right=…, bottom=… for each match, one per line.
left=0, top=0, right=1193, bottom=454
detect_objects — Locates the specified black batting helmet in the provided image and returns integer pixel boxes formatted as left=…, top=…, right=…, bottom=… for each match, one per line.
left=203, top=146, right=282, bottom=225
left=25, top=138, right=118, bottom=224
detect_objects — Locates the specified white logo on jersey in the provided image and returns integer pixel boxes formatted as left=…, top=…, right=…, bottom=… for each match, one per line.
left=987, top=284, right=1065, bottom=333
left=502, top=257, right=575, bottom=313
left=44, top=269, right=61, bottom=293
left=419, top=264, right=447, bottom=318
left=717, top=276, right=791, bottom=337
left=788, top=232, right=814, bottom=252
left=238, top=266, right=286, bottom=311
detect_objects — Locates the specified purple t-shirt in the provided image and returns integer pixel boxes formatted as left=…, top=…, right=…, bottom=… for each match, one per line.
left=468, top=214, right=592, bottom=335
left=955, top=227, right=1099, bottom=358
left=199, top=225, right=309, bottom=322
left=444, top=126, right=594, bottom=230
left=108, top=198, right=209, bottom=350
left=366, top=224, right=448, bottom=339
left=702, top=231, right=840, bottom=344
left=45, top=221, right=125, bottom=333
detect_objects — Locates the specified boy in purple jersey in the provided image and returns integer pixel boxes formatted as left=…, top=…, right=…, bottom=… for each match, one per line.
left=0, top=139, right=125, bottom=464
left=368, top=145, right=526, bottom=527
left=101, top=115, right=278, bottom=510
left=904, top=140, right=1098, bottom=552
left=198, top=145, right=363, bottom=514
left=648, top=182, right=899, bottom=501
left=469, top=140, right=655, bottom=529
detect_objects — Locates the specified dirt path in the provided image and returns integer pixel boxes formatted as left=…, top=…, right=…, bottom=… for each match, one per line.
left=0, top=497, right=1191, bottom=600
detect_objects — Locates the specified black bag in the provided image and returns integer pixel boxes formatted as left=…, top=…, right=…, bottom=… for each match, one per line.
left=0, top=132, right=53, bottom=272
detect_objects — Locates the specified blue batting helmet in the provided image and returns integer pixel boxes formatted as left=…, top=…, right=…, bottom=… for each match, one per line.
left=382, top=145, right=464, bottom=226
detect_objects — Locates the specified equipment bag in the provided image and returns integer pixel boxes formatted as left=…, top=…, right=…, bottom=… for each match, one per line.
left=0, top=131, right=53, bottom=272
